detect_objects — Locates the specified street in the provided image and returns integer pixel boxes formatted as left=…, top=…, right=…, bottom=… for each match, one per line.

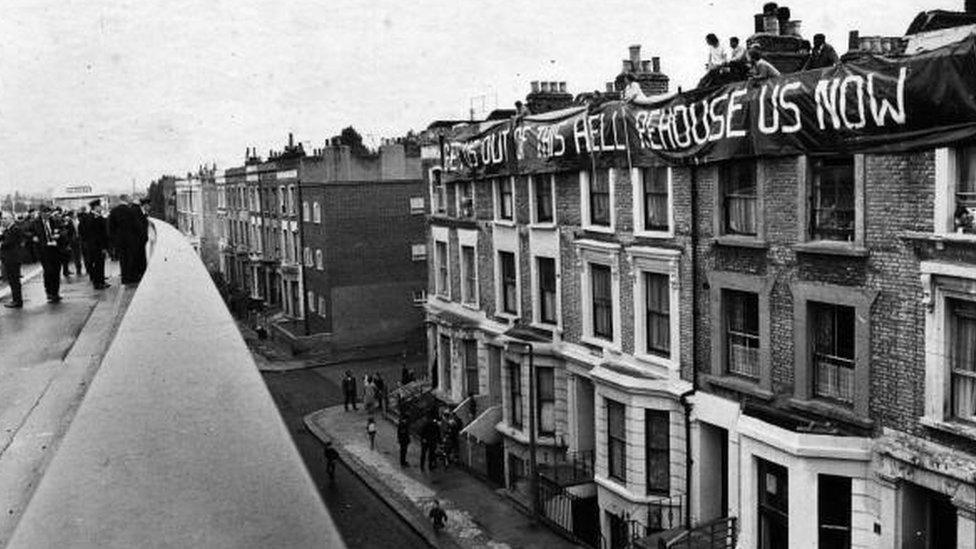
left=261, top=362, right=429, bottom=549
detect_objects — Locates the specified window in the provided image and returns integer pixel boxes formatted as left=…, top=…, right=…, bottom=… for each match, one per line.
left=592, top=264, right=613, bottom=340
left=431, top=170, right=446, bottom=214
left=810, top=156, right=855, bottom=241
left=757, top=458, right=789, bottom=549
left=436, top=241, right=448, bottom=297
left=955, top=146, right=976, bottom=233
left=315, top=249, right=324, bottom=270
left=496, top=178, right=514, bottom=221
left=499, top=251, right=518, bottom=314
left=818, top=475, right=851, bottom=549
left=645, top=410, right=669, bottom=495
left=307, top=291, right=316, bottom=313
left=318, top=295, right=326, bottom=316
left=412, top=289, right=427, bottom=306
left=461, top=245, right=477, bottom=305
left=303, top=246, right=313, bottom=268
left=607, top=399, right=626, bottom=482
left=537, top=257, right=557, bottom=325
left=464, top=340, right=479, bottom=397
left=313, top=202, right=322, bottom=223
left=810, top=302, right=856, bottom=404
left=533, top=175, right=554, bottom=223
left=537, top=367, right=555, bottom=435
left=950, top=299, right=976, bottom=421
left=509, top=360, right=522, bottom=428
left=409, top=197, right=424, bottom=215
left=721, top=160, right=757, bottom=236
left=725, top=290, right=760, bottom=379
left=278, top=186, right=285, bottom=214
left=641, top=166, right=669, bottom=232
left=411, top=244, right=427, bottom=261
left=287, top=185, right=296, bottom=215
left=589, top=169, right=611, bottom=226
left=457, top=182, right=475, bottom=218
left=302, top=200, right=309, bottom=221
left=644, top=272, right=670, bottom=357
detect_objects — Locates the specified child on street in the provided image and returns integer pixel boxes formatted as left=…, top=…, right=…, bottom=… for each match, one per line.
left=366, top=416, right=377, bottom=450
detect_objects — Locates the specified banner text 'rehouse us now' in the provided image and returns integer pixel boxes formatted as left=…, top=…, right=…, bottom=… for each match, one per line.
left=441, top=35, right=976, bottom=180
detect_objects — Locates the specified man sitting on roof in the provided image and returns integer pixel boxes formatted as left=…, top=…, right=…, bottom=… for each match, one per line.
left=621, top=73, right=675, bottom=105
left=802, top=33, right=840, bottom=71
left=705, top=33, right=727, bottom=71
left=748, top=45, right=782, bottom=80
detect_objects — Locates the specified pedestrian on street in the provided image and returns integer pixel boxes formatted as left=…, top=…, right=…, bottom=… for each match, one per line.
left=31, top=206, right=66, bottom=303
left=428, top=499, right=447, bottom=532
left=373, top=372, right=387, bottom=413
left=323, top=441, right=339, bottom=481
left=400, top=351, right=411, bottom=386
left=419, top=413, right=440, bottom=472
left=366, top=416, right=377, bottom=450
left=78, top=199, right=110, bottom=290
left=397, top=416, right=411, bottom=466
left=0, top=213, right=28, bottom=308
left=342, top=371, right=358, bottom=411
left=66, top=211, right=83, bottom=277
left=363, top=374, right=376, bottom=413
left=108, top=195, right=144, bottom=285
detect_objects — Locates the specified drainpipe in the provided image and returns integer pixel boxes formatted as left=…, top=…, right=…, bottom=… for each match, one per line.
left=295, top=172, right=310, bottom=336
left=527, top=342, right=539, bottom=517
left=678, top=162, right=701, bottom=531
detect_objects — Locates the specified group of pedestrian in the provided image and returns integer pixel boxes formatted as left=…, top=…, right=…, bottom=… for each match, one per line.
left=0, top=195, right=151, bottom=308
left=415, top=408, right=461, bottom=473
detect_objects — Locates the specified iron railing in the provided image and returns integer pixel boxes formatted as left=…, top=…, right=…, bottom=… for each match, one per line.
left=537, top=449, right=595, bottom=486
left=664, top=516, right=738, bottom=549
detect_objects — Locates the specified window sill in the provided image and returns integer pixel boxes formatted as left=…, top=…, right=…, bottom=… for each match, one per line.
left=530, top=321, right=560, bottom=335
left=634, top=230, right=674, bottom=240
left=634, top=352, right=677, bottom=372
left=702, top=374, right=773, bottom=400
left=494, top=311, right=520, bottom=323
left=793, top=241, right=868, bottom=257
left=582, top=224, right=615, bottom=234
left=713, top=235, right=768, bottom=249
left=493, top=219, right=516, bottom=228
left=901, top=231, right=976, bottom=249
left=461, top=301, right=480, bottom=312
left=581, top=334, right=621, bottom=353
left=788, top=398, right=873, bottom=428
left=920, top=416, right=976, bottom=440
left=529, top=222, right=558, bottom=231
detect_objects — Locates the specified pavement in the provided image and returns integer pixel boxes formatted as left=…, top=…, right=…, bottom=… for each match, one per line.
left=305, top=405, right=582, bottom=549
left=0, top=259, right=134, bottom=544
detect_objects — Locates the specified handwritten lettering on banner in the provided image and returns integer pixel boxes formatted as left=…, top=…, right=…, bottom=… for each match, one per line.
left=442, top=36, right=976, bottom=176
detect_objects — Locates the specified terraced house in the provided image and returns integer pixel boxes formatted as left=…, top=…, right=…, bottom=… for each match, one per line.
left=423, top=5, right=976, bottom=548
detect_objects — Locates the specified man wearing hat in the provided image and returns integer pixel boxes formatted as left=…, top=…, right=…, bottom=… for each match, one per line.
left=31, top=205, right=66, bottom=303
left=108, top=195, right=140, bottom=284
left=78, top=199, right=110, bottom=289
left=0, top=212, right=29, bottom=308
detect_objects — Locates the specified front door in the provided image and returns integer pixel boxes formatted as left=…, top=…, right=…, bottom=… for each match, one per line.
left=758, top=458, right=789, bottom=549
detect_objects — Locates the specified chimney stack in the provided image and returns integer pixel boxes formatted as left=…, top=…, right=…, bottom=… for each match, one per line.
left=531, top=81, right=540, bottom=93
left=967, top=0, right=976, bottom=13
left=540, top=81, right=550, bottom=92
left=848, top=30, right=860, bottom=51
left=629, top=44, right=641, bottom=67
left=549, top=81, right=559, bottom=92
left=559, top=82, right=567, bottom=93
left=651, top=56, right=661, bottom=72
left=288, top=133, right=294, bottom=147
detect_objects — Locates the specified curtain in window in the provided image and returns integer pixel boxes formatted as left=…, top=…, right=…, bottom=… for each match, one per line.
left=592, top=265, right=613, bottom=338
left=644, top=167, right=669, bottom=230
left=607, top=400, right=625, bottom=481
left=645, top=273, right=670, bottom=355
left=960, top=146, right=976, bottom=196
left=591, top=171, right=610, bottom=225
left=537, top=368, right=555, bottom=434
left=953, top=306, right=976, bottom=420
left=726, top=291, right=760, bottom=377
left=539, top=257, right=557, bottom=323
left=536, top=177, right=553, bottom=222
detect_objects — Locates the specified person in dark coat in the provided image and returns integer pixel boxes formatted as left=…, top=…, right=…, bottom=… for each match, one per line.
left=419, top=414, right=441, bottom=472
left=78, top=199, right=110, bottom=289
left=31, top=206, right=67, bottom=303
left=132, top=198, right=150, bottom=281
left=342, top=371, right=358, bottom=411
left=59, top=210, right=78, bottom=278
left=0, top=214, right=29, bottom=308
left=108, top=195, right=144, bottom=285
left=67, top=211, right=83, bottom=277
left=397, top=416, right=411, bottom=466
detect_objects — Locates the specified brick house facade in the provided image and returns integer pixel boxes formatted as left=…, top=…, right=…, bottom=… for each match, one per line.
left=424, top=19, right=976, bottom=549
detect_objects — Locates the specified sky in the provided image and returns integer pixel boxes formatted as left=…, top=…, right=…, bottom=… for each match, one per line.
left=0, top=0, right=961, bottom=195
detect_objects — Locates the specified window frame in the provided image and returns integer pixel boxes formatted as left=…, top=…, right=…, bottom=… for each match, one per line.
left=530, top=174, right=556, bottom=225
left=708, top=271, right=775, bottom=395
left=606, top=399, right=626, bottom=483
left=817, top=474, right=852, bottom=549
left=458, top=229, right=479, bottom=308
left=509, top=360, right=523, bottom=428
left=536, top=367, right=556, bottom=436
left=715, top=160, right=764, bottom=242
left=795, top=155, right=866, bottom=255
left=580, top=169, right=616, bottom=233
left=430, top=168, right=446, bottom=215
left=630, top=246, right=681, bottom=371
left=411, top=243, right=427, bottom=261
left=633, top=166, right=673, bottom=237
left=313, top=201, right=322, bottom=223
left=494, top=177, right=515, bottom=222
left=434, top=239, right=449, bottom=298
left=464, top=339, right=480, bottom=397
left=809, top=301, right=857, bottom=405
left=315, top=249, right=323, bottom=271
left=578, top=240, right=622, bottom=350
left=645, top=409, right=670, bottom=496
left=536, top=256, right=558, bottom=326
left=499, top=250, right=518, bottom=315
left=934, top=146, right=976, bottom=237
left=455, top=181, right=475, bottom=219
left=791, top=281, right=877, bottom=419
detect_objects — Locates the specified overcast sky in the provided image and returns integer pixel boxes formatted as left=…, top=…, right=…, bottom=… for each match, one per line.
left=0, top=0, right=960, bottom=195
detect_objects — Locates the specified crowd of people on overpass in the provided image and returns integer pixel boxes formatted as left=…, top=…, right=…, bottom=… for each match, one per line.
left=0, top=195, right=152, bottom=307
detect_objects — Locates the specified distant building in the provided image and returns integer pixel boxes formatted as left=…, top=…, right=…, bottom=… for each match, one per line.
left=216, top=135, right=427, bottom=358
left=52, top=184, right=109, bottom=212
left=175, top=165, right=220, bottom=272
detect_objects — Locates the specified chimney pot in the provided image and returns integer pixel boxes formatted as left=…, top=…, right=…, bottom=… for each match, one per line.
left=540, top=82, right=550, bottom=92
left=629, top=44, right=641, bottom=66
left=652, top=56, right=661, bottom=72
left=968, top=0, right=976, bottom=13
left=531, top=80, right=540, bottom=93
left=606, top=82, right=614, bottom=93
left=641, top=60, right=651, bottom=72
left=549, top=81, right=559, bottom=92
left=288, top=133, right=293, bottom=147
left=622, top=60, right=632, bottom=73
left=559, top=82, right=567, bottom=93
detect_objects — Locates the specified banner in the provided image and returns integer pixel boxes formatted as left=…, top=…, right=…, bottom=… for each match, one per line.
left=442, top=34, right=976, bottom=179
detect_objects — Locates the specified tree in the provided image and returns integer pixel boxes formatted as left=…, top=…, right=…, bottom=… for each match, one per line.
left=335, top=126, right=371, bottom=157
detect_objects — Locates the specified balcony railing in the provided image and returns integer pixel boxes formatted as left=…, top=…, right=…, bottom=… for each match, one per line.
left=537, top=448, right=595, bottom=486
left=5, top=220, right=342, bottom=549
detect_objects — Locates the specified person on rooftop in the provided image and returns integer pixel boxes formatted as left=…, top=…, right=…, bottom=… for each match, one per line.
left=729, top=37, right=746, bottom=62
left=705, top=33, right=727, bottom=71
left=803, top=33, right=840, bottom=71
left=622, top=72, right=674, bottom=106
left=748, top=45, right=781, bottom=80
left=514, top=100, right=530, bottom=117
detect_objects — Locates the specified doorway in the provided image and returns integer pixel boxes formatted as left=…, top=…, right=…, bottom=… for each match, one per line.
left=757, top=458, right=789, bottom=549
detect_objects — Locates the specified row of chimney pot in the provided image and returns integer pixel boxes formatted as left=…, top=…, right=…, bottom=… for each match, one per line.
left=530, top=81, right=568, bottom=94
left=754, top=3, right=802, bottom=36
